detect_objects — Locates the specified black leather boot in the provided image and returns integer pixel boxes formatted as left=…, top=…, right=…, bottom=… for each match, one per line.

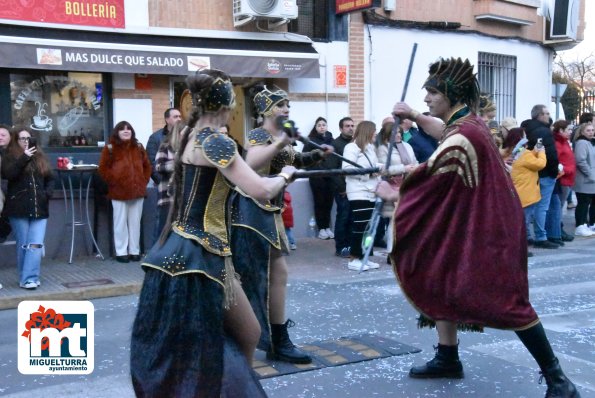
left=540, top=358, right=581, bottom=398
left=561, top=229, right=575, bottom=242
left=267, top=319, right=312, bottom=364
left=409, top=344, right=464, bottom=379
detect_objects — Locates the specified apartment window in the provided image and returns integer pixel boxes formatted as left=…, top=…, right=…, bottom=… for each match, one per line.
left=288, top=0, right=347, bottom=41
left=477, top=52, right=517, bottom=122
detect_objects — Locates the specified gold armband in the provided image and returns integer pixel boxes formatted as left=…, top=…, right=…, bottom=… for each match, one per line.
left=410, top=110, right=420, bottom=121
left=278, top=172, right=292, bottom=186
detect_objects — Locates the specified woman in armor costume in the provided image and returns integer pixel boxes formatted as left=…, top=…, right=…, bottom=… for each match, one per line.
left=130, top=70, right=296, bottom=398
left=231, top=86, right=332, bottom=364
left=382, top=57, right=580, bottom=398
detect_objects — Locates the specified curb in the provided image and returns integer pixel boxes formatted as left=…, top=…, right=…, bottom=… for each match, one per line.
left=0, top=283, right=141, bottom=310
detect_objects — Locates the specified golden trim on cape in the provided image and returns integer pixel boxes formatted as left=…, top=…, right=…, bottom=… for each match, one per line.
left=428, top=133, right=479, bottom=188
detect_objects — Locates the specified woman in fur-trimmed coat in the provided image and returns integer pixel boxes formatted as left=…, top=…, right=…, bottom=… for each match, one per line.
left=98, top=121, right=151, bottom=263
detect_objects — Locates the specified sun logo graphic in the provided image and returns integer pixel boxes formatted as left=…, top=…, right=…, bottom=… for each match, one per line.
left=18, top=301, right=94, bottom=375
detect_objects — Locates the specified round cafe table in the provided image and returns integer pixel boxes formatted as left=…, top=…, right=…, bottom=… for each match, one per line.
left=54, top=165, right=105, bottom=264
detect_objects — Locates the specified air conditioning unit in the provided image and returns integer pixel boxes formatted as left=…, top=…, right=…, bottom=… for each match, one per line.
left=549, top=0, right=580, bottom=40
left=233, top=0, right=298, bottom=28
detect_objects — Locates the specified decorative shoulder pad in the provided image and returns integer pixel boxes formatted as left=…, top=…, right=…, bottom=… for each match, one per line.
left=247, top=128, right=272, bottom=146
left=202, top=133, right=237, bottom=168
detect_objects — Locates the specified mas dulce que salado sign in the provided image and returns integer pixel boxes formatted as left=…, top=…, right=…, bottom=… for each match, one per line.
left=0, top=0, right=125, bottom=28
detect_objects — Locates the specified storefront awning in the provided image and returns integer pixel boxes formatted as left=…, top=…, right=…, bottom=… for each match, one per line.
left=0, top=25, right=319, bottom=78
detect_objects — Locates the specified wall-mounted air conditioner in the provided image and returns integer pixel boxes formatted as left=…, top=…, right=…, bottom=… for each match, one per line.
left=233, top=0, right=298, bottom=28
left=549, top=0, right=580, bottom=40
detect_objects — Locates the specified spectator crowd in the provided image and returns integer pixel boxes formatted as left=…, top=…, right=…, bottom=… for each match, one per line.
left=1, top=102, right=594, bottom=291
left=301, top=106, right=595, bottom=268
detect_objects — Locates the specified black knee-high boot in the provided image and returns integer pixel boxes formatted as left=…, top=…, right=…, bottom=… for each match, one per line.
left=516, top=323, right=580, bottom=398
left=409, top=343, right=464, bottom=379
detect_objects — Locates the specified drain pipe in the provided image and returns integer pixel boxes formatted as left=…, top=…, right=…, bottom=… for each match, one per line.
left=366, top=23, right=374, bottom=122
left=320, top=52, right=329, bottom=122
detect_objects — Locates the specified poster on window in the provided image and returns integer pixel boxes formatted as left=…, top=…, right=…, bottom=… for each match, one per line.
left=0, top=0, right=125, bottom=28
left=11, top=72, right=106, bottom=148
left=334, top=65, right=347, bottom=88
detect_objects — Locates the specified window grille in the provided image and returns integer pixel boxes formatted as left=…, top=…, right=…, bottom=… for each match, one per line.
left=477, top=52, right=517, bottom=122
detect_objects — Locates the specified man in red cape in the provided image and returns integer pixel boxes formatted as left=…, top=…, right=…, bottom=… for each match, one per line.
left=377, top=57, right=580, bottom=398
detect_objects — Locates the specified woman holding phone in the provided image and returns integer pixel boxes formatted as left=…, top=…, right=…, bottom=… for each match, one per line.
left=1, top=127, right=54, bottom=289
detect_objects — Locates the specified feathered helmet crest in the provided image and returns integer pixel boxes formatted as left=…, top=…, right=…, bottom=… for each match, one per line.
left=253, top=85, right=288, bottom=117
left=423, top=57, right=480, bottom=111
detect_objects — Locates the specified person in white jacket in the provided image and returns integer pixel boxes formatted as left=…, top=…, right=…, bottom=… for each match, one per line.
left=375, top=120, right=418, bottom=253
left=342, top=121, right=383, bottom=271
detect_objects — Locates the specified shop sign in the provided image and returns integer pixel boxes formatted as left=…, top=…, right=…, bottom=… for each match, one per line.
left=336, top=0, right=381, bottom=14
left=0, top=42, right=320, bottom=78
left=0, top=0, right=125, bottom=28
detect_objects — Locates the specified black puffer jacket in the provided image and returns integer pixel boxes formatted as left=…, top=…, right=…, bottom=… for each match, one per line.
left=302, top=131, right=334, bottom=170
left=1, top=153, right=54, bottom=219
left=523, top=118, right=559, bottom=179
left=328, top=134, right=352, bottom=193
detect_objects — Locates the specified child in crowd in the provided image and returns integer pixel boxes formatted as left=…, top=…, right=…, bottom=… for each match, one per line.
left=282, top=190, right=297, bottom=250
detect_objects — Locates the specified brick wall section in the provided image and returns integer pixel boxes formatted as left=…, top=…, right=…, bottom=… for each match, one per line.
left=111, top=76, right=170, bottom=132
left=376, top=0, right=587, bottom=43
left=151, top=76, right=171, bottom=132
left=349, top=13, right=365, bottom=124
left=147, top=0, right=284, bottom=32
left=148, top=0, right=233, bottom=30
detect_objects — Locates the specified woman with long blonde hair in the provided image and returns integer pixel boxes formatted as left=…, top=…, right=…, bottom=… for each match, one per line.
left=342, top=121, right=382, bottom=271
left=131, top=70, right=295, bottom=397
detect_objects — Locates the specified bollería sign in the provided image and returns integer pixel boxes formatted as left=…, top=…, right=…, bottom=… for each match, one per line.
left=0, top=0, right=125, bottom=28
left=336, top=0, right=382, bottom=15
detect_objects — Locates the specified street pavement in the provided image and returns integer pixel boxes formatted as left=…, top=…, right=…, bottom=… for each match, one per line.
left=0, top=215, right=594, bottom=397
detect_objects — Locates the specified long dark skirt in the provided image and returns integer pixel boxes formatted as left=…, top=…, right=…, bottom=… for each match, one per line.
left=131, top=269, right=266, bottom=398
left=231, top=226, right=272, bottom=352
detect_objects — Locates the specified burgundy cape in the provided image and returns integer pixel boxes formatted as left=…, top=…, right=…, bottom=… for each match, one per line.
left=390, top=112, right=539, bottom=331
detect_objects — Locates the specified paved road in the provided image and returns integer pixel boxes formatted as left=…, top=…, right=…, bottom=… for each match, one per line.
left=0, top=236, right=594, bottom=397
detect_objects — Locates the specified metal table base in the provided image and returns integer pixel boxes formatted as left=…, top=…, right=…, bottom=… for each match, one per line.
left=55, top=167, right=105, bottom=264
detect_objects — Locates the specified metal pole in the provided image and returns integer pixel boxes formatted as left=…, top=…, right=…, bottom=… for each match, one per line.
left=360, top=43, right=417, bottom=272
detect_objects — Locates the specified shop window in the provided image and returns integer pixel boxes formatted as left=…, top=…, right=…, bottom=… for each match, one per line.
left=10, top=71, right=106, bottom=148
left=171, top=78, right=187, bottom=110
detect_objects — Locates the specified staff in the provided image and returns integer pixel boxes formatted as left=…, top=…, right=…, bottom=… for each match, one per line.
left=360, top=43, right=418, bottom=272
left=277, top=118, right=364, bottom=169
left=293, top=166, right=379, bottom=179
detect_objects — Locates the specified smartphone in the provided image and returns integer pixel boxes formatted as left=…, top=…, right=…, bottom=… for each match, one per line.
left=28, top=137, right=37, bottom=148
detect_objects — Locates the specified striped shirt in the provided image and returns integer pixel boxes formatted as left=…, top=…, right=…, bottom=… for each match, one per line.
left=155, top=143, right=174, bottom=207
